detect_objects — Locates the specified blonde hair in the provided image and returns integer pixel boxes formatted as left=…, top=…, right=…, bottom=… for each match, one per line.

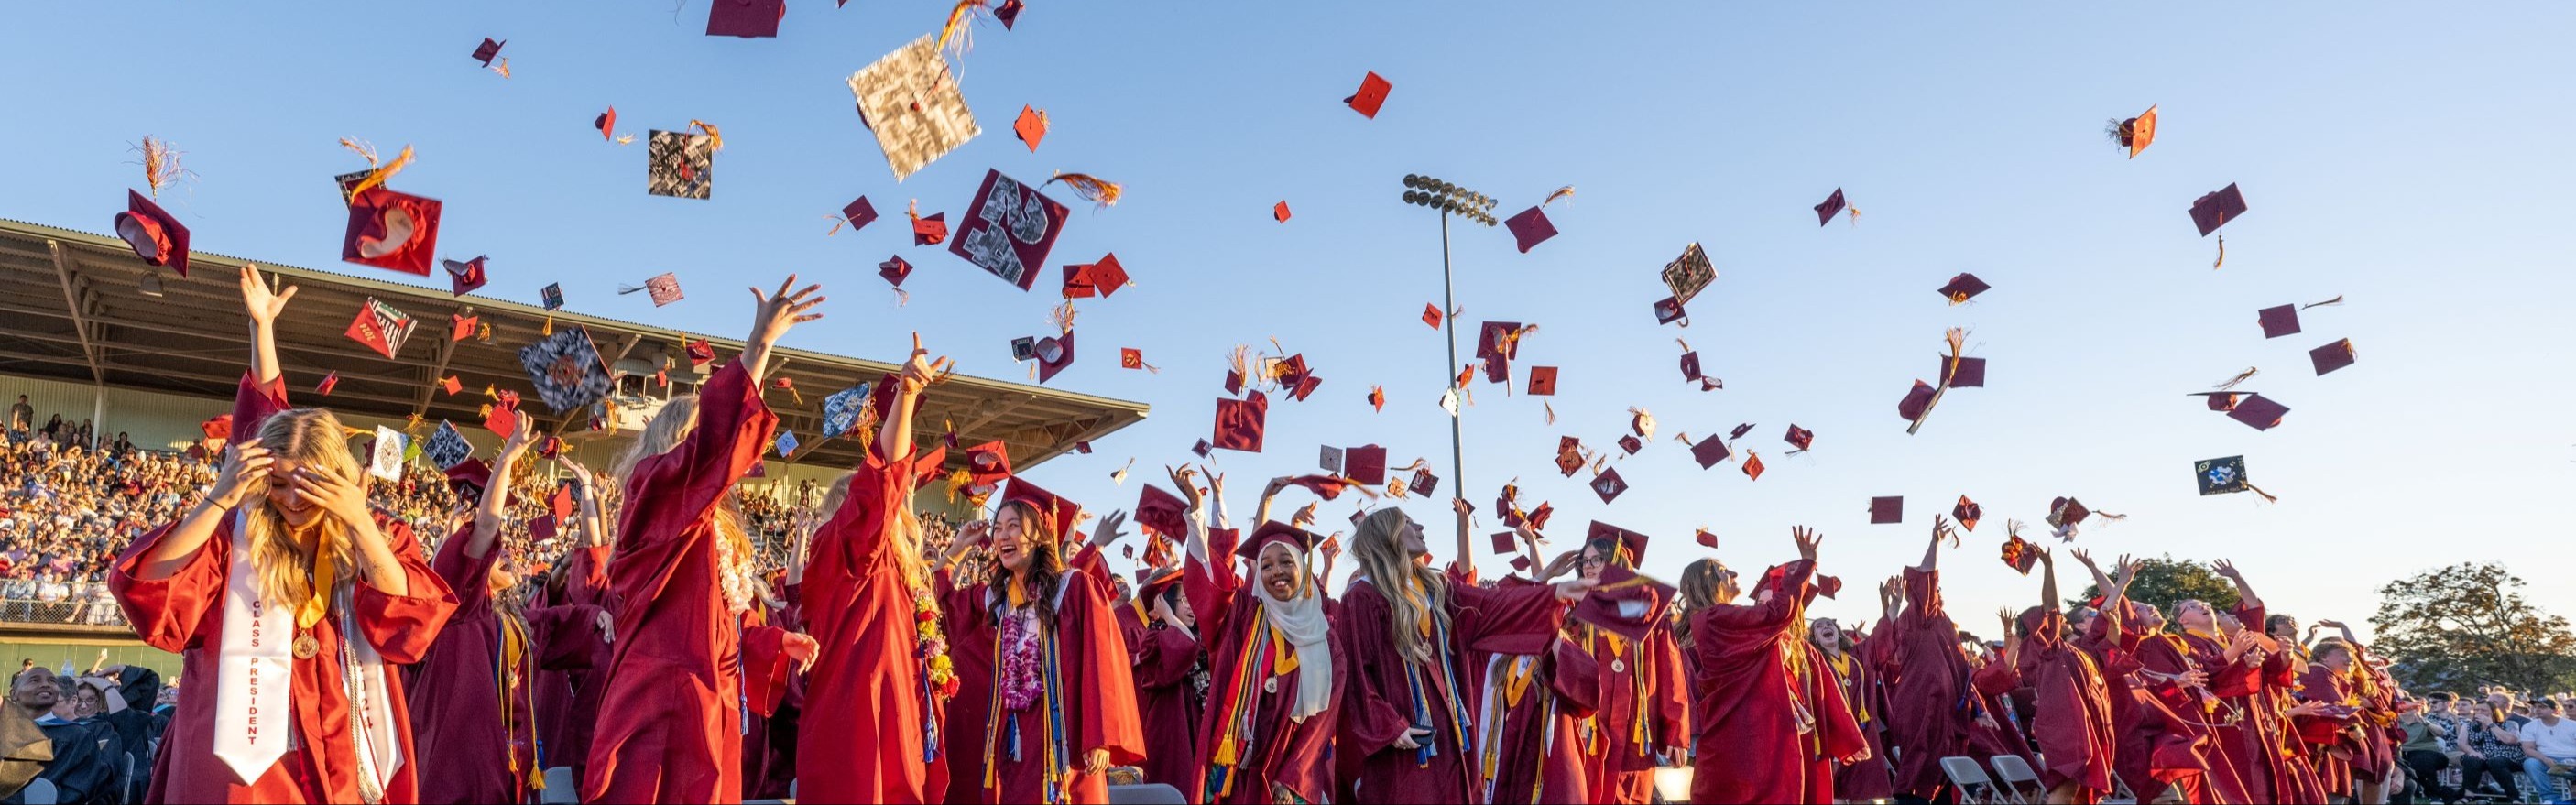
left=240, top=408, right=362, bottom=608
left=1348, top=507, right=1451, bottom=666
left=821, top=471, right=936, bottom=606
left=610, top=394, right=755, bottom=572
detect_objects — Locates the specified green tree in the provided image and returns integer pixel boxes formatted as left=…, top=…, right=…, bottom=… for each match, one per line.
left=2079, top=554, right=2237, bottom=615
left=2371, top=562, right=2576, bottom=694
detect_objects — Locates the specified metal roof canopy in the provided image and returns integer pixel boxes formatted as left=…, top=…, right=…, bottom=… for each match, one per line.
left=0, top=218, right=1148, bottom=474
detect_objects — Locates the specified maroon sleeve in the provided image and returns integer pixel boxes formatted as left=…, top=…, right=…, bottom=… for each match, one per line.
left=429, top=523, right=496, bottom=615
left=1130, top=624, right=1199, bottom=688
left=1448, top=577, right=1566, bottom=656
left=233, top=372, right=292, bottom=444
left=741, top=623, right=794, bottom=717
left=618, top=362, right=778, bottom=550
left=527, top=603, right=608, bottom=671
left=1061, top=576, right=1146, bottom=763
left=1649, top=626, right=1691, bottom=750
left=1181, top=539, right=1239, bottom=648
left=351, top=521, right=461, bottom=665
left=108, top=519, right=230, bottom=652
left=1549, top=637, right=1600, bottom=716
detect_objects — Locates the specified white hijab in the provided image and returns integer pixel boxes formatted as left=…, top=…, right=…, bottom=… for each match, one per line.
left=1252, top=541, right=1333, bottom=721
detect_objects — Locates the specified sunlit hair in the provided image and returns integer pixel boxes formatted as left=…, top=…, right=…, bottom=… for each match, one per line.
left=822, top=471, right=935, bottom=614
left=237, top=408, right=365, bottom=608
left=610, top=394, right=754, bottom=577
left=983, top=498, right=1065, bottom=629
left=1348, top=507, right=1450, bottom=666
left=1677, top=559, right=1729, bottom=649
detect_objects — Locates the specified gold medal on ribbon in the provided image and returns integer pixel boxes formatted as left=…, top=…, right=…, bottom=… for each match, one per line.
left=292, top=632, right=321, bottom=659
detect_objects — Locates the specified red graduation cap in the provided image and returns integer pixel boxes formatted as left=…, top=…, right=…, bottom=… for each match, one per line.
left=1504, top=206, right=1557, bottom=253
left=201, top=414, right=232, bottom=441
left=1135, top=484, right=1187, bottom=540
left=1690, top=434, right=1731, bottom=469
left=1035, top=331, right=1075, bottom=384
left=995, top=0, right=1025, bottom=27
left=2226, top=394, right=2289, bottom=430
left=1410, top=467, right=1438, bottom=496
left=1366, top=386, right=1386, bottom=411
left=1344, top=71, right=1392, bottom=118
left=114, top=190, right=191, bottom=277
left=705, top=0, right=784, bottom=38
left=1119, top=348, right=1146, bottom=371
left=442, top=375, right=464, bottom=395
left=1555, top=436, right=1584, bottom=476
left=876, top=256, right=914, bottom=289
left=1729, top=423, right=1755, bottom=441
left=1527, top=366, right=1559, bottom=397
left=1273, top=201, right=1291, bottom=223
left=2189, top=183, right=2248, bottom=236
left=442, top=256, right=489, bottom=296
left=1784, top=425, right=1814, bottom=452
left=595, top=107, right=617, bottom=141
left=444, top=459, right=497, bottom=499
left=2257, top=304, right=2300, bottom=339
left=2309, top=339, right=2356, bottom=375
left=2189, top=391, right=2244, bottom=412
left=472, top=38, right=505, bottom=67
left=1617, top=435, right=1642, bottom=455
left=1211, top=390, right=1268, bottom=452
left=1589, top=467, right=1628, bottom=504
left=999, top=477, right=1081, bottom=541
left=1679, top=351, right=1702, bottom=382
left=1869, top=496, right=1903, bottom=525
left=685, top=338, right=716, bottom=369
left=450, top=313, right=477, bottom=342
left=1489, top=530, right=1520, bottom=556
left=840, top=197, right=879, bottom=233
left=1585, top=520, right=1650, bottom=564
left=315, top=372, right=340, bottom=397
left=958, top=440, right=1011, bottom=497
left=1695, top=528, right=1718, bottom=549
left=529, top=514, right=558, bottom=542
left=1814, top=188, right=1848, bottom=226
left=1654, top=297, right=1686, bottom=326
left=1898, top=379, right=1937, bottom=423
left=1014, top=105, right=1048, bottom=151
left=1192, top=439, right=1213, bottom=458
left=911, top=211, right=947, bottom=245
left=1953, top=495, right=1982, bottom=531
left=1945, top=355, right=1987, bottom=388
left=1236, top=520, right=1321, bottom=563
left=344, top=299, right=418, bottom=360
left=1421, top=303, right=1443, bottom=330
left=1136, top=567, right=1184, bottom=604
left=2001, top=533, right=2038, bottom=575
left=1938, top=273, right=1990, bottom=304
left=342, top=187, right=443, bottom=276
left=484, top=404, right=519, bottom=440
left=1343, top=444, right=1388, bottom=485
left=1569, top=565, right=1674, bottom=643
left=1741, top=452, right=1765, bottom=481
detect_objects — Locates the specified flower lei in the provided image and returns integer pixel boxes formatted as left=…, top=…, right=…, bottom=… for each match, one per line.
left=999, top=608, right=1044, bottom=711
left=712, top=529, right=759, bottom=615
left=915, top=589, right=959, bottom=698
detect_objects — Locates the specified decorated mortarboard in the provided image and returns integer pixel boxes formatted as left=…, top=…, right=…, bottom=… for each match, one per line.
left=1814, top=188, right=1850, bottom=226
left=1570, top=565, right=1675, bottom=643
left=540, top=283, right=565, bottom=311
left=1679, top=350, right=1702, bottom=382
left=367, top=426, right=406, bottom=481
left=471, top=38, right=504, bottom=67
left=948, top=169, right=1069, bottom=291
left=1192, top=439, right=1213, bottom=458
left=1014, top=105, right=1048, bottom=151
left=819, top=380, right=876, bottom=439
left=2197, top=455, right=2249, bottom=495
left=622, top=273, right=685, bottom=307
left=648, top=130, right=715, bottom=200
left=1033, top=331, right=1075, bottom=383
left=1661, top=243, right=1717, bottom=307
left=538, top=435, right=564, bottom=460
left=1784, top=424, right=1814, bottom=453
left=685, top=337, right=716, bottom=368
left=2309, top=339, right=2356, bottom=375
left=1504, top=206, right=1557, bottom=253
left=1938, top=273, right=1990, bottom=305
left=999, top=476, right=1081, bottom=539
left=2113, top=104, right=2159, bottom=158
left=342, top=187, right=442, bottom=276
left=1119, top=348, right=1153, bottom=372
left=2044, top=496, right=2115, bottom=540
left=1952, top=495, right=1982, bottom=531
left=705, top=0, right=783, bottom=37
left=345, top=298, right=419, bottom=360
left=1585, top=520, right=1650, bottom=564
left=1869, top=496, right=1903, bottom=525
left=1618, top=435, right=1642, bottom=455
left=847, top=35, right=981, bottom=180
left=2225, top=394, right=2289, bottom=430
left=1555, top=436, right=1584, bottom=476
left=1654, top=296, right=1687, bottom=326
left=1410, top=467, right=1438, bottom=496
left=517, top=325, right=614, bottom=414
left=1588, top=467, right=1624, bottom=505
left=774, top=430, right=800, bottom=457
left=954, top=440, right=1012, bottom=497
left=1741, top=451, right=1765, bottom=481
left=2189, top=183, right=2248, bottom=236
left=1211, top=390, right=1268, bottom=452
left=441, top=256, right=489, bottom=296
left=114, top=190, right=191, bottom=277
left=424, top=420, right=474, bottom=470
left=450, top=311, right=478, bottom=342
left=2000, top=528, right=2038, bottom=575
left=1344, top=71, right=1392, bottom=118
left=1689, top=433, right=1731, bottom=468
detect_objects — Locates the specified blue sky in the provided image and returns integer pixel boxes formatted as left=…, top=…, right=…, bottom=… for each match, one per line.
left=8, top=3, right=2575, bottom=637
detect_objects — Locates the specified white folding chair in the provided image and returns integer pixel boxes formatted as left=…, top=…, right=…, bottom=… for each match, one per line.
left=1989, top=754, right=2044, bottom=804
left=1942, top=756, right=2008, bottom=804
left=540, top=767, right=579, bottom=805
left=1106, top=783, right=1187, bottom=804
left=18, top=777, right=54, bottom=805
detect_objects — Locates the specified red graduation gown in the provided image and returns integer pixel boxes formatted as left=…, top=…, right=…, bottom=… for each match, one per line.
left=1883, top=566, right=1973, bottom=800
left=939, top=570, right=1146, bottom=804
left=1184, top=533, right=1343, bottom=805
left=740, top=584, right=803, bottom=800
left=1686, top=560, right=1867, bottom=804
left=1831, top=637, right=1898, bottom=802
left=1337, top=570, right=1565, bottom=804
left=1968, top=654, right=2038, bottom=768
left=2136, top=633, right=2231, bottom=803
left=407, top=531, right=605, bottom=804
left=1130, top=623, right=1204, bottom=797
left=533, top=543, right=616, bottom=784
left=797, top=452, right=942, bottom=804
left=112, top=370, right=460, bottom=805
left=1477, top=636, right=1593, bottom=805
left=2263, top=647, right=2330, bottom=804
left=2184, top=618, right=2294, bottom=805
left=2292, top=661, right=2360, bottom=798
left=1569, top=622, right=1686, bottom=805
left=2017, top=606, right=2114, bottom=800
left=581, top=361, right=782, bottom=805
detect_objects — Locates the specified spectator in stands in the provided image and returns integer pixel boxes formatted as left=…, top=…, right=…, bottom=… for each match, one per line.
left=5, top=666, right=122, bottom=805
left=5, top=397, right=27, bottom=438
left=2461, top=702, right=2527, bottom=800
left=2524, top=698, right=2576, bottom=803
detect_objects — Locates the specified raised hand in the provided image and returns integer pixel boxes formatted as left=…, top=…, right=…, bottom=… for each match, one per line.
left=1090, top=510, right=1127, bottom=549
left=1168, top=465, right=1203, bottom=510
left=1930, top=514, right=1957, bottom=549
left=2212, top=559, right=2243, bottom=582
left=292, top=462, right=374, bottom=529
left=1791, top=526, right=1821, bottom=562
left=208, top=440, right=272, bottom=509
left=742, top=276, right=824, bottom=384
left=1551, top=575, right=1599, bottom=603
left=1540, top=549, right=1582, bottom=581
left=2069, top=547, right=2098, bottom=571
left=898, top=332, right=955, bottom=397
left=239, top=265, right=297, bottom=325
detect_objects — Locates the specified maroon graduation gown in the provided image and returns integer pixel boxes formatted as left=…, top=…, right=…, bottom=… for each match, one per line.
left=2017, top=607, right=2114, bottom=800
left=1184, top=530, right=1343, bottom=805
left=1832, top=637, right=1899, bottom=802
left=407, top=531, right=605, bottom=804
left=798, top=451, right=943, bottom=804
left=1477, top=636, right=1593, bottom=805
left=1686, top=560, right=1867, bottom=804
left=1883, top=566, right=1973, bottom=800
left=1337, top=569, right=1565, bottom=804
left=1569, top=621, right=1687, bottom=805
left=534, top=543, right=615, bottom=784
left=938, top=570, right=1146, bottom=804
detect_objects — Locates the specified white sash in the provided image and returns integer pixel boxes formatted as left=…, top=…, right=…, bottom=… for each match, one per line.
left=212, top=511, right=404, bottom=799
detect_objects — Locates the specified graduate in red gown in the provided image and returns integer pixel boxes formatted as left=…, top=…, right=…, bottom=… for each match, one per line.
left=1337, top=505, right=1586, bottom=804
left=1550, top=524, right=1686, bottom=805
left=2177, top=560, right=2304, bottom=805
left=1128, top=565, right=1207, bottom=799
left=741, top=567, right=807, bottom=801
left=794, top=336, right=961, bottom=804
left=532, top=454, right=617, bottom=788
left=407, top=425, right=613, bottom=804
left=1476, top=529, right=1596, bottom=805
left=1686, top=526, right=1868, bottom=804
left=1819, top=614, right=1896, bottom=802
left=113, top=266, right=459, bottom=803
left=1969, top=615, right=2039, bottom=770
left=2259, top=615, right=2331, bottom=804
left=583, top=278, right=824, bottom=805
left=933, top=483, right=1146, bottom=804
left=2015, top=546, right=2123, bottom=804
left=2066, top=550, right=2213, bottom=804
left=2134, top=604, right=2234, bottom=804
left=1880, top=517, right=1976, bottom=800
left=1178, top=468, right=1342, bottom=805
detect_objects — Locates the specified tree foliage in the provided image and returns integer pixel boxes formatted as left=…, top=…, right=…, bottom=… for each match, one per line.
left=2372, top=562, right=2576, bottom=695
left=2079, top=554, right=2238, bottom=615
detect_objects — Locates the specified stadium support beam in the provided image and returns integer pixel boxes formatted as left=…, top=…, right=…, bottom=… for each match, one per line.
left=46, top=241, right=104, bottom=385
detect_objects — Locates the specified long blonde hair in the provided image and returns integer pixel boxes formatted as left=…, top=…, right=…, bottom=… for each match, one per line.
left=1348, top=507, right=1451, bottom=665
left=610, top=394, right=756, bottom=570
left=240, top=408, right=362, bottom=608
left=820, top=471, right=936, bottom=607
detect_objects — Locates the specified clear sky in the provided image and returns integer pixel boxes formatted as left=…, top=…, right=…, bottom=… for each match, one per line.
left=8, top=3, right=2575, bottom=638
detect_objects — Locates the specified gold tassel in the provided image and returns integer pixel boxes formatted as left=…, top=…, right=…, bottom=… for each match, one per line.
left=542, top=313, right=555, bottom=336
left=338, top=138, right=414, bottom=200
left=2212, top=367, right=2257, bottom=391
left=2302, top=295, right=2345, bottom=310
left=489, top=58, right=511, bottom=79
left=1049, top=301, right=1077, bottom=334
left=688, top=119, right=724, bottom=152
left=1543, top=398, right=1555, bottom=425
left=132, top=137, right=193, bottom=199
left=1543, top=185, right=1576, bottom=207
left=1045, top=172, right=1124, bottom=207
left=2212, top=234, right=2226, bottom=270
left=2247, top=484, right=2278, bottom=504
left=935, top=0, right=990, bottom=56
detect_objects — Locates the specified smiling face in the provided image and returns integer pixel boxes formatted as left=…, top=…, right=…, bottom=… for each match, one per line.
left=1258, top=543, right=1304, bottom=601
left=993, top=506, right=1034, bottom=574
left=261, top=459, right=324, bottom=528
left=1579, top=542, right=1611, bottom=582
left=2176, top=599, right=2216, bottom=631
left=72, top=685, right=99, bottom=716
left=9, top=668, right=56, bottom=712
left=1808, top=618, right=1842, bottom=647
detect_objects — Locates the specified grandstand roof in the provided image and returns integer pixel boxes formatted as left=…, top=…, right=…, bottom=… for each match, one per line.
left=0, top=218, right=1149, bottom=474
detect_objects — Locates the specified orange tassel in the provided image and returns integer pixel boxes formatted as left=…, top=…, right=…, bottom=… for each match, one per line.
left=1543, top=185, right=1576, bottom=207
left=2212, top=367, right=2257, bottom=391
left=1046, top=172, right=1124, bottom=207
left=132, top=136, right=192, bottom=199
left=339, top=138, right=414, bottom=200
left=2212, top=234, right=2226, bottom=270
left=936, top=0, right=990, bottom=56
left=489, top=57, right=511, bottom=79
left=688, top=120, right=724, bottom=152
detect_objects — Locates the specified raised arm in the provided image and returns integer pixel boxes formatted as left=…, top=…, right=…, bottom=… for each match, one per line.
left=2213, top=559, right=2263, bottom=613
left=1916, top=515, right=1948, bottom=572
left=239, top=266, right=296, bottom=387
left=2068, top=547, right=2113, bottom=599
left=133, top=440, right=268, bottom=580
left=739, top=276, right=825, bottom=389
left=2037, top=547, right=2061, bottom=614
left=468, top=425, right=540, bottom=560
left=874, top=332, right=950, bottom=462
left=1251, top=475, right=1293, bottom=531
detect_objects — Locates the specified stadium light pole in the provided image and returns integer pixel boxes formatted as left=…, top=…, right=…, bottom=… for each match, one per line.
left=1400, top=174, right=1498, bottom=560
